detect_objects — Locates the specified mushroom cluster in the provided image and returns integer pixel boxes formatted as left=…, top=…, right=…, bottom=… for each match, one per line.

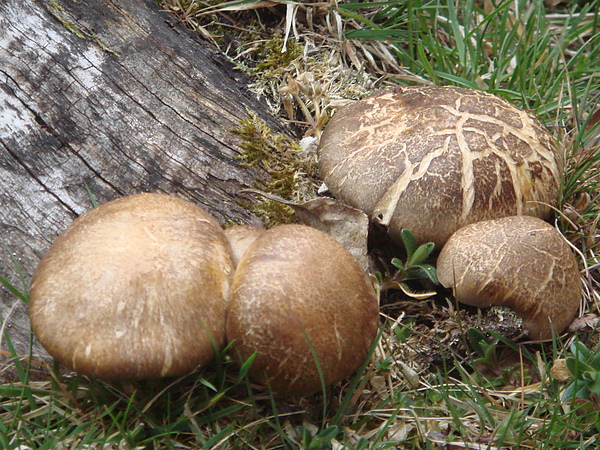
left=29, top=193, right=379, bottom=396
left=317, top=85, right=581, bottom=339
left=29, top=84, right=581, bottom=396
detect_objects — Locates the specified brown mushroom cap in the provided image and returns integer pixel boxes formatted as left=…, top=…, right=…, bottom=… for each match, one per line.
left=224, top=224, right=265, bottom=268
left=437, top=216, right=581, bottom=340
left=318, top=86, right=563, bottom=247
left=226, top=224, right=379, bottom=397
left=29, top=193, right=233, bottom=380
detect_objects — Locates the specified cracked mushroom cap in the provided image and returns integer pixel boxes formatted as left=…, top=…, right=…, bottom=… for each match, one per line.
left=318, top=85, right=563, bottom=247
left=437, top=216, right=581, bottom=340
left=226, top=224, right=379, bottom=397
left=29, top=193, right=233, bottom=380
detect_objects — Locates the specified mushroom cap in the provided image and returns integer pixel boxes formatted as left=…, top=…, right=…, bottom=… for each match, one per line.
left=29, top=193, right=234, bottom=380
left=224, top=224, right=265, bottom=268
left=226, top=224, right=379, bottom=397
left=318, top=86, right=563, bottom=247
left=437, top=216, right=581, bottom=340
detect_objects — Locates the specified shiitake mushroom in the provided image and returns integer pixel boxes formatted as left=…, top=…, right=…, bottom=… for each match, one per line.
left=226, top=224, right=379, bottom=397
left=437, top=216, right=581, bottom=340
left=29, top=193, right=234, bottom=380
left=318, top=85, right=563, bottom=247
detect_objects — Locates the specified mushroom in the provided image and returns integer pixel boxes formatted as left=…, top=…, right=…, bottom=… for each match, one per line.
left=437, top=216, right=581, bottom=340
left=224, top=224, right=265, bottom=267
left=29, top=193, right=234, bottom=380
left=226, top=224, right=379, bottom=397
left=318, top=85, right=563, bottom=247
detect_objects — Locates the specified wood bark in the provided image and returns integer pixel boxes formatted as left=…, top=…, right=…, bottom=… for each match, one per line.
left=0, top=0, right=281, bottom=378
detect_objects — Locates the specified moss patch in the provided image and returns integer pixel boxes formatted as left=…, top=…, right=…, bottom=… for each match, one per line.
left=247, top=38, right=303, bottom=78
left=234, top=113, right=320, bottom=227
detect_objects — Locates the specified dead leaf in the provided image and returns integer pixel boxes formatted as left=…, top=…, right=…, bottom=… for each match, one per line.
left=586, top=108, right=600, bottom=131
left=381, top=280, right=437, bottom=299
left=566, top=313, right=600, bottom=333
left=550, top=358, right=571, bottom=382
left=398, top=362, right=420, bottom=388
left=387, top=421, right=414, bottom=442
left=369, top=374, right=387, bottom=395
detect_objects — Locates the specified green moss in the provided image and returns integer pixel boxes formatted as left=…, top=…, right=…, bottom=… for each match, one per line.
left=248, top=38, right=303, bottom=77
left=234, top=113, right=319, bottom=227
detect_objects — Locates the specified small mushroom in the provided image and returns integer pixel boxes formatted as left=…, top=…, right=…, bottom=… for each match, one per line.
left=437, top=216, right=581, bottom=340
left=318, top=85, right=563, bottom=247
left=224, top=224, right=265, bottom=267
left=226, top=224, right=379, bottom=397
left=29, top=193, right=234, bottom=380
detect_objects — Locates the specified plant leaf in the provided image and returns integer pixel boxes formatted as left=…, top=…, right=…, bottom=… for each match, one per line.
left=391, top=257, right=405, bottom=270
left=198, top=377, right=217, bottom=392
left=467, top=328, right=489, bottom=357
left=406, top=242, right=435, bottom=268
left=571, top=340, right=592, bottom=361
left=237, top=352, right=256, bottom=382
left=566, top=356, right=594, bottom=379
left=400, top=229, right=418, bottom=260
left=0, top=275, right=27, bottom=303
left=414, top=264, right=438, bottom=284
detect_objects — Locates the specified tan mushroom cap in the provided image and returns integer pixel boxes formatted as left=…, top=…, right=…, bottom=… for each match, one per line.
left=318, top=85, right=563, bottom=247
left=29, top=193, right=233, bottom=380
left=437, top=216, right=581, bottom=340
left=224, top=224, right=265, bottom=268
left=226, top=224, right=379, bottom=397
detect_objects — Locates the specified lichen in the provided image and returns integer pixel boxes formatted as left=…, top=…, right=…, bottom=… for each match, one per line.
left=234, top=113, right=320, bottom=227
left=48, top=0, right=120, bottom=57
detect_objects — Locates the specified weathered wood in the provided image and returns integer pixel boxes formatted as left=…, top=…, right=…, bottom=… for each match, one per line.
left=0, top=0, right=281, bottom=377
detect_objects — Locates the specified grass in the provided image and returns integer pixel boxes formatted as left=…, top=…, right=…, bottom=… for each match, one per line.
left=3, top=0, right=600, bottom=448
